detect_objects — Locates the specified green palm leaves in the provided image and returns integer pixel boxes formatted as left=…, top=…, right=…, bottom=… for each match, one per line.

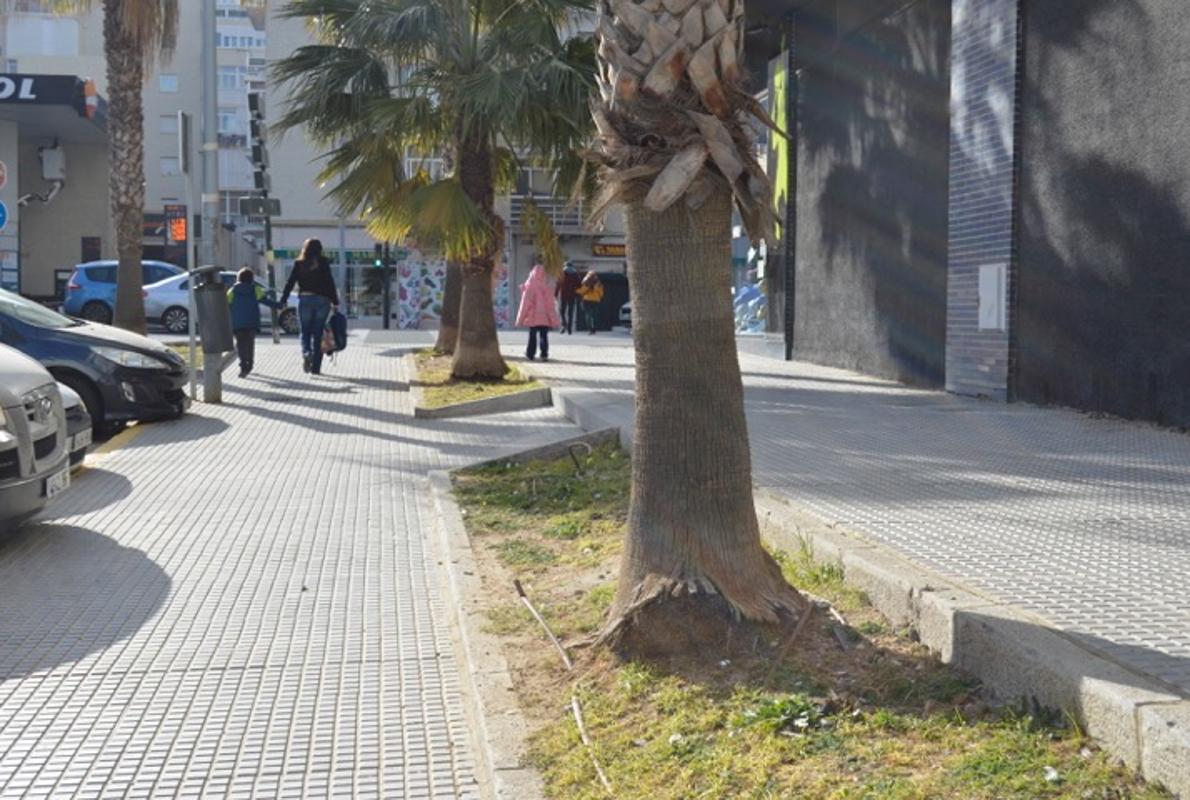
left=273, top=0, right=597, bottom=264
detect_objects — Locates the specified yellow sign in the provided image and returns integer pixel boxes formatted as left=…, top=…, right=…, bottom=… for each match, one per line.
left=592, top=242, right=625, bottom=257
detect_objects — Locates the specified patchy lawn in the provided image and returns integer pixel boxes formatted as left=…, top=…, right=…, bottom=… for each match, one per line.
left=166, top=342, right=202, bottom=369
left=412, top=349, right=541, bottom=409
left=452, top=446, right=1169, bottom=800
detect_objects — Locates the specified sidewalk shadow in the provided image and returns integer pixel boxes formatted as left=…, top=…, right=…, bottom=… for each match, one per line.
left=36, top=469, right=133, bottom=520
left=0, top=524, right=170, bottom=679
left=123, top=416, right=230, bottom=448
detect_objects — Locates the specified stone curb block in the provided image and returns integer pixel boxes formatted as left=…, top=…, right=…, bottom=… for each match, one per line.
left=1140, top=702, right=1190, bottom=798
left=753, top=487, right=1188, bottom=797
left=465, top=427, right=621, bottom=471
left=548, top=388, right=632, bottom=451
left=414, top=386, right=552, bottom=419
left=427, top=470, right=545, bottom=800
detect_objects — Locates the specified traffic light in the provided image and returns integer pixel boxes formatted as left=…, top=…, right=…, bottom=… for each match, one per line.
left=374, top=243, right=384, bottom=268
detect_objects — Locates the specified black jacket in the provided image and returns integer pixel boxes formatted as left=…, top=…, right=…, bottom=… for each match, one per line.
left=281, top=257, right=339, bottom=305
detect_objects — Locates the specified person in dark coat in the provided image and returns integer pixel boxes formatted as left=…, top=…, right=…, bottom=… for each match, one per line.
left=227, top=268, right=282, bottom=378
left=555, top=262, right=582, bottom=334
left=280, top=238, right=340, bottom=375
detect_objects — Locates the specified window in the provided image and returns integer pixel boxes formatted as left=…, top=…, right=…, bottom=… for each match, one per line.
left=4, top=15, right=79, bottom=57
left=159, top=115, right=178, bottom=135
left=160, top=157, right=181, bottom=176
left=84, top=266, right=116, bottom=284
left=218, top=109, right=238, bottom=134
left=159, top=74, right=179, bottom=93
left=218, top=66, right=242, bottom=90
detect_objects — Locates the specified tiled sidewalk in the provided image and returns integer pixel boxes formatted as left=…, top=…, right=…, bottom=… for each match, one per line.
left=506, top=330, right=1190, bottom=697
left=0, top=334, right=578, bottom=799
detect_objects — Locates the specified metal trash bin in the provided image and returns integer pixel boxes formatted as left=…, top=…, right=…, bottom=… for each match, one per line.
left=191, top=265, right=234, bottom=354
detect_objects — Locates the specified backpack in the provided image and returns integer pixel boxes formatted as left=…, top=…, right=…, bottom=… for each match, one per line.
left=328, top=310, right=348, bottom=352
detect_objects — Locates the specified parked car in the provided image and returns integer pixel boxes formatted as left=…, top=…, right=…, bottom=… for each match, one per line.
left=143, top=271, right=299, bottom=335
left=58, top=382, right=92, bottom=470
left=62, top=260, right=184, bottom=324
left=0, top=289, right=189, bottom=438
left=0, top=344, right=70, bottom=528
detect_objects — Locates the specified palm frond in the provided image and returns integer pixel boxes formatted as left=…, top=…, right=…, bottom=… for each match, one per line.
left=520, top=198, right=565, bottom=277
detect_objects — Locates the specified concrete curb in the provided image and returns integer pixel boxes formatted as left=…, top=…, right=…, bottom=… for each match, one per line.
left=428, top=471, right=545, bottom=800
left=755, top=488, right=1189, bottom=797
left=414, top=386, right=553, bottom=419
left=542, top=382, right=1189, bottom=797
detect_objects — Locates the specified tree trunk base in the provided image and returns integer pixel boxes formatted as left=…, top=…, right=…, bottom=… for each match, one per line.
left=601, top=576, right=806, bottom=662
left=450, top=348, right=508, bottom=380
left=434, top=323, right=458, bottom=355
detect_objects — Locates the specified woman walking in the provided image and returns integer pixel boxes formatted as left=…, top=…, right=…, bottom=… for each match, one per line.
left=517, top=262, right=561, bottom=361
left=280, top=238, right=340, bottom=375
left=576, top=271, right=604, bottom=335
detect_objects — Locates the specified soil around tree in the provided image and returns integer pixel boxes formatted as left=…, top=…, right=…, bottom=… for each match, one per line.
left=411, top=350, right=541, bottom=410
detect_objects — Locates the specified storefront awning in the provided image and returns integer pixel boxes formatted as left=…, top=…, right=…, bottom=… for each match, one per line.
left=0, top=74, right=107, bottom=144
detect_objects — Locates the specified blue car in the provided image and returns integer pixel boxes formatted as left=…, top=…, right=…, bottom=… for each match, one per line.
left=0, top=288, right=189, bottom=438
left=62, top=260, right=184, bottom=324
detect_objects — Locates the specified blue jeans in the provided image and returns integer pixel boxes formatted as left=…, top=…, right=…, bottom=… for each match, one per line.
left=298, top=295, right=332, bottom=373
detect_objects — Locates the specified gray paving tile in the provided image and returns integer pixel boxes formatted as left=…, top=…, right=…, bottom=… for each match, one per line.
left=0, top=333, right=580, bottom=797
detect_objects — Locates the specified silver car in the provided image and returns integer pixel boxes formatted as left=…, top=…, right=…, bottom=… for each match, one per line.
left=0, top=344, right=70, bottom=527
left=143, top=271, right=299, bottom=335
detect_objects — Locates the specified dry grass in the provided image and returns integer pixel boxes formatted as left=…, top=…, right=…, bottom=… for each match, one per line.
left=412, top=349, right=541, bottom=409
left=166, top=342, right=202, bottom=369
left=452, top=446, right=1170, bottom=800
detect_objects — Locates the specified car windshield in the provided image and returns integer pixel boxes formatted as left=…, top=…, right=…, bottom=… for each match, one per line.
left=0, top=289, right=82, bottom=329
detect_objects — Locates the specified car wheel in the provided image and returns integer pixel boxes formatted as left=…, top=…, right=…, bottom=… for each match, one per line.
left=279, top=308, right=300, bottom=335
left=81, top=301, right=113, bottom=325
left=162, top=306, right=189, bottom=334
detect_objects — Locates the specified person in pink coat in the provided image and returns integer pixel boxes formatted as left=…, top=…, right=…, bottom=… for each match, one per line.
left=516, top=262, right=562, bottom=361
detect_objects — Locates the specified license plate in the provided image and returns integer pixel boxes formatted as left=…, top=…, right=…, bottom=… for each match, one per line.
left=45, top=467, right=71, bottom=500
left=70, top=428, right=93, bottom=452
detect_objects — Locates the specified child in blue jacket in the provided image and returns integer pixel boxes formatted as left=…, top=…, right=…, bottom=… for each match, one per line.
left=227, top=268, right=282, bottom=377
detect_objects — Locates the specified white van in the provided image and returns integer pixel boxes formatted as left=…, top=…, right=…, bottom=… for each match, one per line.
left=0, top=344, right=70, bottom=528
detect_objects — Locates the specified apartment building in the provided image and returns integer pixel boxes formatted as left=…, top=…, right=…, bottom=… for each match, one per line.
left=0, top=1, right=271, bottom=298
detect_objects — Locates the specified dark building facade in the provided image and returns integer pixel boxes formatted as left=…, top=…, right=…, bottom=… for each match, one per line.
left=756, top=0, right=1190, bottom=427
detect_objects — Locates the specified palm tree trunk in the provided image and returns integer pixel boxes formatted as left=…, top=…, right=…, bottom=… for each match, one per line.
left=603, top=188, right=804, bottom=657
left=452, top=267, right=506, bottom=378
left=450, top=136, right=507, bottom=379
left=104, top=0, right=148, bottom=335
left=434, top=260, right=462, bottom=354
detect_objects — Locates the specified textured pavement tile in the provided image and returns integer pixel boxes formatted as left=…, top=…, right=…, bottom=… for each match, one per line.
left=0, top=333, right=579, bottom=798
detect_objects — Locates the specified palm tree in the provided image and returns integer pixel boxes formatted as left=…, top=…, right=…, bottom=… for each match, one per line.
left=37, top=0, right=177, bottom=333
left=589, top=0, right=805, bottom=653
left=273, top=0, right=595, bottom=378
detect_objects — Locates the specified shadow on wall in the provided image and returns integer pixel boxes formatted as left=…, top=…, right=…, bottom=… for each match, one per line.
left=1017, top=1, right=1190, bottom=427
left=0, top=525, right=171, bottom=679
left=794, top=0, right=951, bottom=387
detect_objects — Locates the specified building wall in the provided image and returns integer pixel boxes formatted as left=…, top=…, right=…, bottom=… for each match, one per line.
left=944, top=0, right=1022, bottom=400
left=18, top=141, right=111, bottom=297
left=1016, top=0, right=1190, bottom=426
left=0, top=121, right=19, bottom=292
left=791, top=0, right=952, bottom=386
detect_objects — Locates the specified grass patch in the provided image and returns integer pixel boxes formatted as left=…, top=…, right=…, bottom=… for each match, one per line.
left=412, top=349, right=541, bottom=409
left=452, top=449, right=1169, bottom=800
left=166, top=342, right=202, bottom=369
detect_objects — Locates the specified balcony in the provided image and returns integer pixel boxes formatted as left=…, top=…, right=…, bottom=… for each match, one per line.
left=509, top=195, right=588, bottom=234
